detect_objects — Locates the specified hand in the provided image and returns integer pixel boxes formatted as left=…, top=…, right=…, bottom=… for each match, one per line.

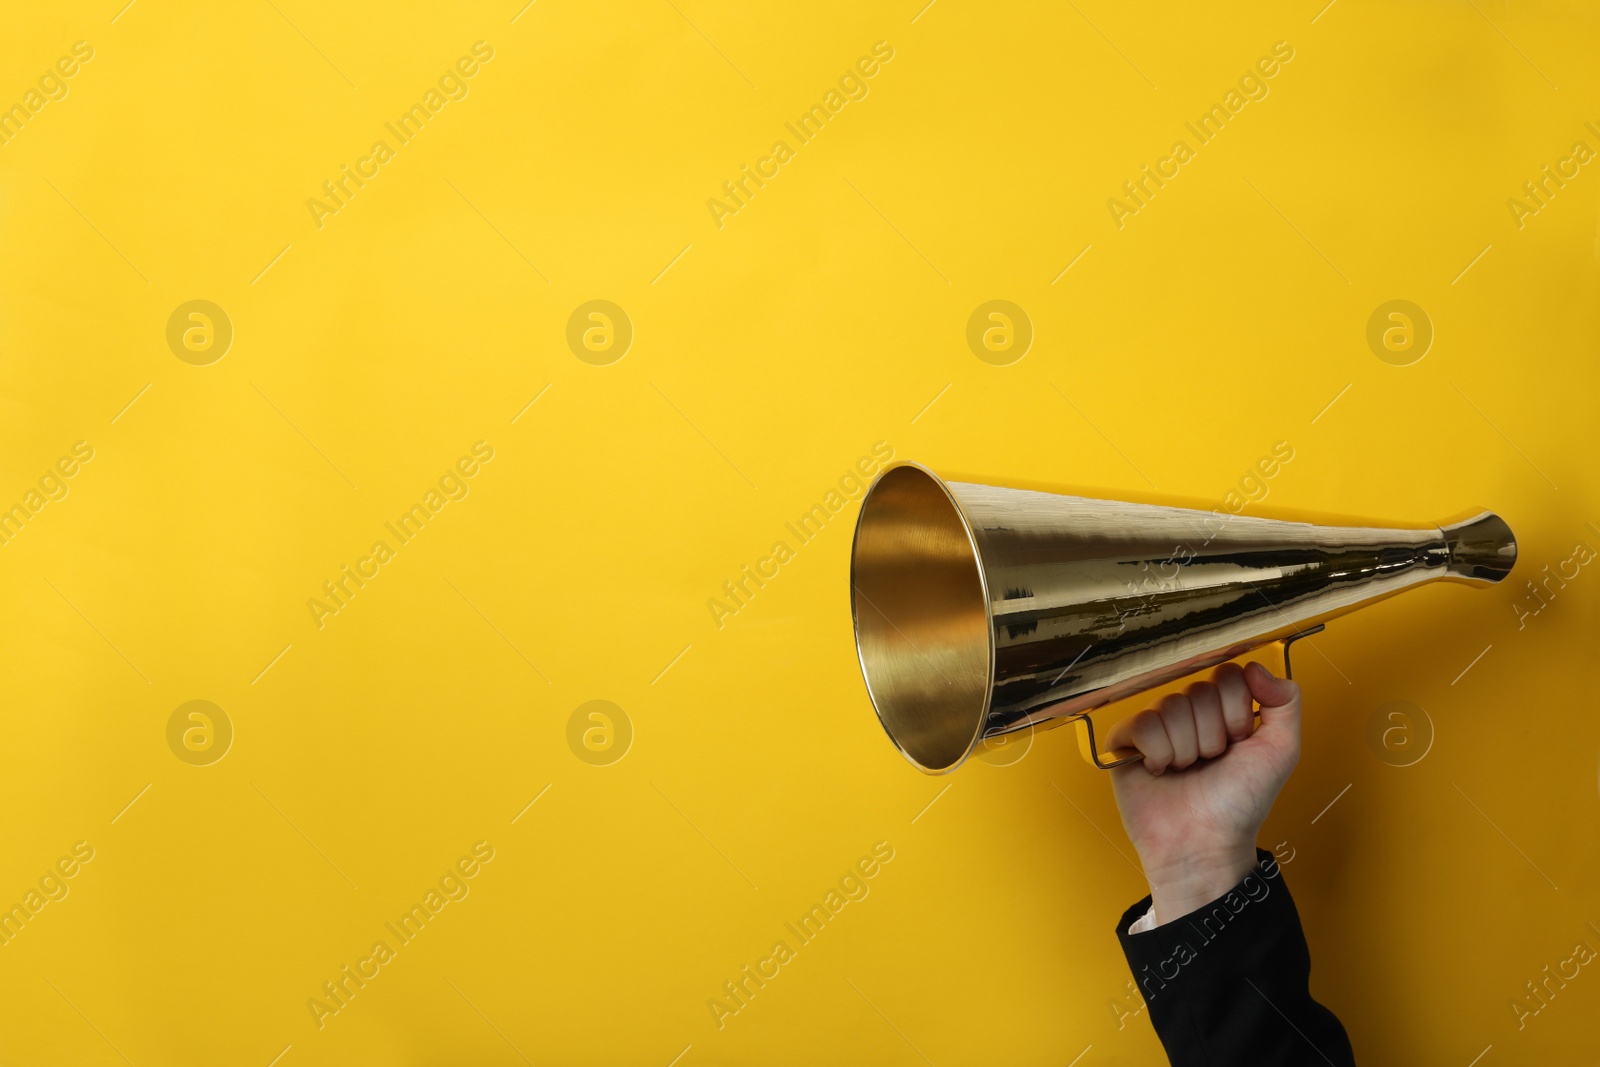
left=1105, top=660, right=1301, bottom=925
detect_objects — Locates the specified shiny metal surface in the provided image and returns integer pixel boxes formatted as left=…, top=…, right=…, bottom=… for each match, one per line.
left=849, top=463, right=1517, bottom=775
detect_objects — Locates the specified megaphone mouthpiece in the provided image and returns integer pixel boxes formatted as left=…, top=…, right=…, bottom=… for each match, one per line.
left=1440, top=510, right=1517, bottom=583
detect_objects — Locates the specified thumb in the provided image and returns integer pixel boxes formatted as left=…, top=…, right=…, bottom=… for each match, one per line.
left=1244, top=660, right=1300, bottom=734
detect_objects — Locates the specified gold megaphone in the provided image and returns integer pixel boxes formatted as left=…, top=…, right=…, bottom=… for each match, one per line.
left=849, top=462, right=1516, bottom=774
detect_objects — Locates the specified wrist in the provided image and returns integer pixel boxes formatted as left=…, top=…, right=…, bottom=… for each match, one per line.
left=1142, top=840, right=1259, bottom=924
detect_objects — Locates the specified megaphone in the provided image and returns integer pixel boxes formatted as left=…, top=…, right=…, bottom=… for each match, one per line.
left=848, top=463, right=1515, bottom=774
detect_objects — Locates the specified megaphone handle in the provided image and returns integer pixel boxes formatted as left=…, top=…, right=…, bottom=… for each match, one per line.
left=1083, top=622, right=1330, bottom=770
left=1079, top=711, right=1145, bottom=770
left=1280, top=623, right=1327, bottom=680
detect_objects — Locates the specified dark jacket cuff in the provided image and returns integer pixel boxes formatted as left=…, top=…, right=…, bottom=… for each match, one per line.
left=1114, top=849, right=1356, bottom=1066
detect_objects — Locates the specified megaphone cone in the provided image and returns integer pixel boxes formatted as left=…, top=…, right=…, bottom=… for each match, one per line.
left=849, top=463, right=1515, bottom=774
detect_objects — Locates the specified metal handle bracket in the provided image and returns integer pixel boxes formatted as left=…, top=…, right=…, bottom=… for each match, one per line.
left=1280, top=623, right=1326, bottom=680
left=1077, top=710, right=1144, bottom=770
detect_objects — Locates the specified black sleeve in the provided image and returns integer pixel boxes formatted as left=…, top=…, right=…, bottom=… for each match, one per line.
left=1115, top=849, right=1355, bottom=1066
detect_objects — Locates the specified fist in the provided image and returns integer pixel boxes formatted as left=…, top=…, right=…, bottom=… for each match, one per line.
left=1106, top=660, right=1302, bottom=923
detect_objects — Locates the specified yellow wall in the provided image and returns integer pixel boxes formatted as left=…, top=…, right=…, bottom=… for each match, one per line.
left=1, top=2, right=1596, bottom=1063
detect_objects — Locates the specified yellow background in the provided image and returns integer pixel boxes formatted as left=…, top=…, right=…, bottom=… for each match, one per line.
left=2, top=1, right=1597, bottom=1063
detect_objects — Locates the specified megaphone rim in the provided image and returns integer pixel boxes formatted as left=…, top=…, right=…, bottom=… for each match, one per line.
left=850, top=461, right=996, bottom=775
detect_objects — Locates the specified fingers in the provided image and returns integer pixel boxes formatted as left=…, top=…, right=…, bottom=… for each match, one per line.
left=1244, top=661, right=1303, bottom=777
left=1106, top=707, right=1174, bottom=775
left=1245, top=660, right=1301, bottom=731
left=1107, top=660, right=1302, bottom=776
left=1186, top=681, right=1228, bottom=759
left=1158, top=693, right=1199, bottom=770
left=1213, top=662, right=1255, bottom=741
